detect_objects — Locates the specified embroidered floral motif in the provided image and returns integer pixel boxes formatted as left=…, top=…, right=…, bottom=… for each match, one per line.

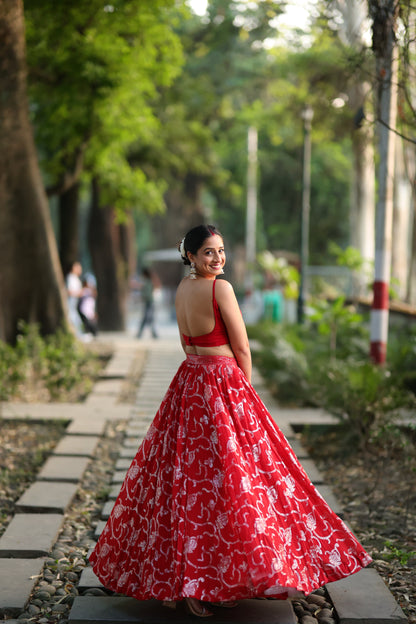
left=90, top=355, right=372, bottom=602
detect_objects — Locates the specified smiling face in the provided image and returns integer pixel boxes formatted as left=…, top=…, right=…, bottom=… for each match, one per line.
left=188, top=234, right=225, bottom=279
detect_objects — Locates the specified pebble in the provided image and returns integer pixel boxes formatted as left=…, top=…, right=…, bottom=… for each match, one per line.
left=27, top=604, right=40, bottom=616
left=52, top=604, right=69, bottom=613
left=317, top=608, right=333, bottom=620
left=307, top=594, right=327, bottom=607
left=35, top=590, right=51, bottom=600
left=67, top=571, right=79, bottom=581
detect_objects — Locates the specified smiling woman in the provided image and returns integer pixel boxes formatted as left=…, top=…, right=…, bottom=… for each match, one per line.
left=90, top=223, right=372, bottom=617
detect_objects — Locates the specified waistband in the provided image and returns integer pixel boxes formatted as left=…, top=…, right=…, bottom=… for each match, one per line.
left=185, top=354, right=236, bottom=366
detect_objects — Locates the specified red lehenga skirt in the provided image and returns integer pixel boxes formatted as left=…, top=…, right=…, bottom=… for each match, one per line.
left=89, top=354, right=372, bottom=602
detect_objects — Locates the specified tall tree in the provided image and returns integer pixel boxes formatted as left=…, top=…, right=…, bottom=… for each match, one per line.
left=25, top=0, right=184, bottom=329
left=0, top=0, right=68, bottom=344
left=332, top=0, right=376, bottom=283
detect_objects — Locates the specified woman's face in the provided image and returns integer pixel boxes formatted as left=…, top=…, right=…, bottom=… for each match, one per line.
left=188, top=234, right=225, bottom=279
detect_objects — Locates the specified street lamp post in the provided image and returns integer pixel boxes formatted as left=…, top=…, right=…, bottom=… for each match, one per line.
left=297, top=105, right=314, bottom=324
left=245, top=126, right=258, bottom=295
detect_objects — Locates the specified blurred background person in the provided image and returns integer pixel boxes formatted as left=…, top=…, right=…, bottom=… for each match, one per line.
left=65, top=261, right=83, bottom=334
left=137, top=267, right=160, bottom=339
left=77, top=277, right=98, bottom=339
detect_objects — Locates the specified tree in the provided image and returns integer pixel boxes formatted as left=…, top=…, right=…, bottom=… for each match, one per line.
left=24, top=0, right=184, bottom=329
left=368, top=0, right=399, bottom=364
left=0, top=0, right=68, bottom=344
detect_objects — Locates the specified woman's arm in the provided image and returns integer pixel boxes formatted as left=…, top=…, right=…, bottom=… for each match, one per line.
left=215, top=280, right=252, bottom=383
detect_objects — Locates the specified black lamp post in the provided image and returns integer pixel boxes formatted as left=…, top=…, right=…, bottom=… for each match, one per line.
left=297, top=105, right=313, bottom=324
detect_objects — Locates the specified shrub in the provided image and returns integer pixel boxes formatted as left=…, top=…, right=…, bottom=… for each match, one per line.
left=0, top=323, right=101, bottom=402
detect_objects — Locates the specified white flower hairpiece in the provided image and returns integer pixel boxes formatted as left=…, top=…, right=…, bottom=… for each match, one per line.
left=179, top=237, right=186, bottom=260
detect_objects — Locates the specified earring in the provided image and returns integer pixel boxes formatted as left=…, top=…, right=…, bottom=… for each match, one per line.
left=220, top=268, right=224, bottom=274
left=189, top=262, right=197, bottom=279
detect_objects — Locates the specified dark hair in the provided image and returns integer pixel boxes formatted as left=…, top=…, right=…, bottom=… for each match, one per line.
left=179, top=224, right=223, bottom=266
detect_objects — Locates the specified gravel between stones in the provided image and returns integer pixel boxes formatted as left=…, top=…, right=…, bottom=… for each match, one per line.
left=6, top=419, right=128, bottom=624
left=302, top=427, right=416, bottom=624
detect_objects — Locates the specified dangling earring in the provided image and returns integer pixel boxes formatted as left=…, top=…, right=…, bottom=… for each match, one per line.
left=189, top=262, right=197, bottom=279
left=220, top=267, right=224, bottom=274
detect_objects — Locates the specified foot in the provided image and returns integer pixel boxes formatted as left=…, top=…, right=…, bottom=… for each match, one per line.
left=162, top=600, right=176, bottom=610
left=211, top=601, right=239, bottom=608
left=185, top=597, right=213, bottom=617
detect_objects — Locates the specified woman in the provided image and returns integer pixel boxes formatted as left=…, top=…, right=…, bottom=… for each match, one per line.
left=89, top=225, right=371, bottom=617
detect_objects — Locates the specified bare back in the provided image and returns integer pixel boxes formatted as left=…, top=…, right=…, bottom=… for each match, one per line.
left=175, top=278, right=234, bottom=357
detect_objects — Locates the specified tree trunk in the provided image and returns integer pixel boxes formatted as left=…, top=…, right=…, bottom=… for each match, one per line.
left=369, top=0, right=399, bottom=364
left=349, top=84, right=375, bottom=296
left=392, top=139, right=414, bottom=301
left=59, top=182, right=80, bottom=275
left=0, top=0, right=67, bottom=344
left=87, top=179, right=127, bottom=331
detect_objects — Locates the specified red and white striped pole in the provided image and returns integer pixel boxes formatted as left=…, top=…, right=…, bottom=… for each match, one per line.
left=369, top=7, right=398, bottom=365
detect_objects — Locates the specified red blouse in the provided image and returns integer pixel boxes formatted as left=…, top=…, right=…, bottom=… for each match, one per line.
left=182, top=280, right=229, bottom=347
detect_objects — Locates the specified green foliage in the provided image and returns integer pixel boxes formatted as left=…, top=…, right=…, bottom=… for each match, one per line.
left=25, top=0, right=184, bottom=213
left=248, top=297, right=416, bottom=448
left=248, top=322, right=310, bottom=405
left=0, top=343, right=26, bottom=401
left=307, top=358, right=413, bottom=447
left=0, top=323, right=101, bottom=402
left=257, top=251, right=300, bottom=299
left=382, top=541, right=416, bottom=566
left=387, top=325, right=416, bottom=395
left=308, top=296, right=366, bottom=360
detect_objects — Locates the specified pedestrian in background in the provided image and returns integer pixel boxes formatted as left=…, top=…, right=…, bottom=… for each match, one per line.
left=136, top=267, right=159, bottom=339
left=65, top=261, right=83, bottom=334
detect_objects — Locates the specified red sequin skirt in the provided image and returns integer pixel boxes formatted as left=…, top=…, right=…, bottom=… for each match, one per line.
left=89, top=354, right=371, bottom=602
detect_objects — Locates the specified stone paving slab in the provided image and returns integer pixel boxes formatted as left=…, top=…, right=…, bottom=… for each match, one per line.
left=102, top=356, right=137, bottom=378
left=37, top=456, right=90, bottom=482
left=78, top=566, right=105, bottom=591
left=94, top=521, right=106, bottom=540
left=89, top=379, right=124, bottom=396
left=53, top=435, right=100, bottom=457
left=0, top=402, right=130, bottom=421
left=0, top=557, right=46, bottom=616
left=315, top=485, right=343, bottom=518
left=120, top=447, right=137, bottom=459
left=123, top=436, right=146, bottom=447
left=277, top=407, right=338, bottom=426
left=16, top=481, right=78, bottom=513
left=112, top=470, right=127, bottom=484
left=287, top=438, right=309, bottom=458
left=115, top=458, right=132, bottom=471
left=68, top=596, right=296, bottom=624
left=0, top=513, right=63, bottom=557
left=325, top=568, right=407, bottom=623
left=101, top=501, right=114, bottom=520
left=109, top=484, right=122, bottom=499
left=66, top=419, right=107, bottom=436
left=298, top=458, right=325, bottom=484
left=267, top=415, right=294, bottom=438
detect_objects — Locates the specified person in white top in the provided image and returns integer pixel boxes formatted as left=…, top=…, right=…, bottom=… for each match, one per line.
left=65, top=261, right=83, bottom=333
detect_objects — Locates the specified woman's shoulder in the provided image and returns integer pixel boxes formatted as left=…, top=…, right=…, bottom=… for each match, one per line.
left=215, top=278, right=234, bottom=293
left=214, top=278, right=235, bottom=303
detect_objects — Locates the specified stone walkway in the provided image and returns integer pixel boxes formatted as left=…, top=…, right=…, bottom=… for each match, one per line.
left=0, top=331, right=408, bottom=624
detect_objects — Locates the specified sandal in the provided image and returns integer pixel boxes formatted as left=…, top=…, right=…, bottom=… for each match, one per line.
left=211, top=601, right=239, bottom=608
left=184, top=597, right=213, bottom=617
